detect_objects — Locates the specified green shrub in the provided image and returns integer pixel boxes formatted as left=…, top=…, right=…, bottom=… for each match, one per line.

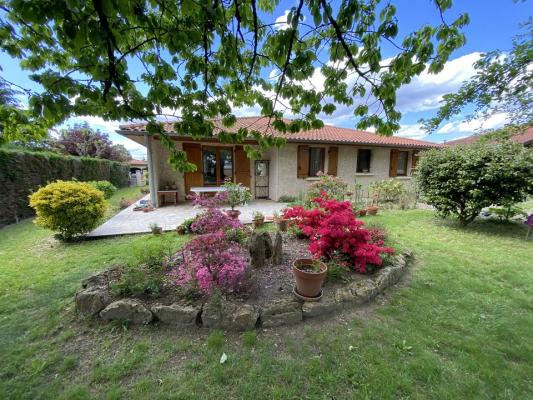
left=226, top=226, right=251, bottom=245
left=306, top=173, right=348, bottom=203
left=278, top=195, right=297, bottom=203
left=416, top=141, right=533, bottom=225
left=29, top=180, right=106, bottom=240
left=110, top=264, right=163, bottom=299
left=110, top=242, right=169, bottom=298
left=88, top=180, right=117, bottom=199
left=370, top=179, right=406, bottom=203
left=326, top=260, right=350, bottom=283
left=288, top=223, right=306, bottom=239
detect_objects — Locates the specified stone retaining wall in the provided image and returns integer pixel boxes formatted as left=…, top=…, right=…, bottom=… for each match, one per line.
left=75, top=251, right=412, bottom=330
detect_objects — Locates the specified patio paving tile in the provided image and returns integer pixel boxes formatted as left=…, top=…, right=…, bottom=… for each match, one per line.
left=87, top=196, right=287, bottom=238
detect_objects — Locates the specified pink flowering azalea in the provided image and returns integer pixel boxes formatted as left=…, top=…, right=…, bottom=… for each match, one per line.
left=188, top=191, right=228, bottom=208
left=171, top=231, right=248, bottom=294
left=283, top=194, right=394, bottom=274
left=190, top=208, right=242, bottom=234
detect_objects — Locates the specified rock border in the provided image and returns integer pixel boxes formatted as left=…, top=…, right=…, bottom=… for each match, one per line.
left=75, top=251, right=413, bottom=330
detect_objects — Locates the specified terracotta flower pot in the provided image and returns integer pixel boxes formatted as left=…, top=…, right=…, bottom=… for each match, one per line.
left=226, top=209, right=241, bottom=220
left=366, top=206, right=379, bottom=215
left=151, top=227, right=163, bottom=235
left=358, top=209, right=367, bottom=217
left=292, top=259, right=328, bottom=299
left=275, top=218, right=288, bottom=232
left=176, top=225, right=187, bottom=235
left=253, top=218, right=264, bottom=228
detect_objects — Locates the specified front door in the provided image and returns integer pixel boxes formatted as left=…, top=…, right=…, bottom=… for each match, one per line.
left=254, top=160, right=269, bottom=198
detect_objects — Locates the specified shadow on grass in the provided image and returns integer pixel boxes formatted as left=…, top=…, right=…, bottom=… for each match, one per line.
left=436, top=217, right=529, bottom=240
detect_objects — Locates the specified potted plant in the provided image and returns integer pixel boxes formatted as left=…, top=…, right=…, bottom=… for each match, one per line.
left=292, top=258, right=328, bottom=300
left=358, top=208, right=367, bottom=217
left=223, top=180, right=252, bottom=219
left=252, top=211, right=265, bottom=228
left=273, top=211, right=288, bottom=232
left=366, top=192, right=379, bottom=215
left=149, top=223, right=162, bottom=234
left=176, top=224, right=187, bottom=235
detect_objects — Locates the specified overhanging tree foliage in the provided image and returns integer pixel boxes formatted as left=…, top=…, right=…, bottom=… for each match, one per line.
left=0, top=0, right=468, bottom=171
left=422, top=19, right=533, bottom=133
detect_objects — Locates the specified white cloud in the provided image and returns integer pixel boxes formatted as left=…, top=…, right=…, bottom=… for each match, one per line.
left=394, top=123, right=429, bottom=140
left=395, top=52, right=482, bottom=113
left=275, top=9, right=305, bottom=30
left=437, top=112, right=509, bottom=134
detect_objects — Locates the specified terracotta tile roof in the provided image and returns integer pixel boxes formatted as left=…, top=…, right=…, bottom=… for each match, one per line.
left=118, top=116, right=439, bottom=149
left=446, top=126, right=533, bottom=146
left=129, top=158, right=148, bottom=165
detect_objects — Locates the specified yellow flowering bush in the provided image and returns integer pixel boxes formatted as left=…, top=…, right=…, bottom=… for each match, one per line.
left=29, top=180, right=107, bottom=240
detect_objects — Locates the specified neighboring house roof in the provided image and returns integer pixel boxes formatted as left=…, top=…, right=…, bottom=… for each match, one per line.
left=118, top=116, right=439, bottom=149
left=129, top=158, right=148, bottom=166
left=446, top=126, right=533, bottom=147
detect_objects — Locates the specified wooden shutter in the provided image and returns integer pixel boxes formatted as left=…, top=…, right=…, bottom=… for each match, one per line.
left=234, top=145, right=251, bottom=188
left=183, top=143, right=203, bottom=195
left=389, top=149, right=398, bottom=177
left=297, top=145, right=309, bottom=178
left=411, top=151, right=419, bottom=171
left=327, top=146, right=338, bottom=176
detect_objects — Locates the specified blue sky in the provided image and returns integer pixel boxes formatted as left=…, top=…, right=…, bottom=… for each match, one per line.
left=1, top=0, right=531, bottom=159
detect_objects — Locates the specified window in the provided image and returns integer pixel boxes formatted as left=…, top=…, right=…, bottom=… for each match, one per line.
left=202, top=147, right=233, bottom=185
left=356, top=149, right=371, bottom=173
left=308, top=148, right=325, bottom=177
left=396, top=151, right=408, bottom=176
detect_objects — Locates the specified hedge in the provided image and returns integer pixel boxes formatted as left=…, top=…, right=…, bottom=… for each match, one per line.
left=0, top=149, right=129, bottom=227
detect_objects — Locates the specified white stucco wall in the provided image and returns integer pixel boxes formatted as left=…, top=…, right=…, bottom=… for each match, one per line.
left=270, top=143, right=415, bottom=201
left=146, top=138, right=416, bottom=203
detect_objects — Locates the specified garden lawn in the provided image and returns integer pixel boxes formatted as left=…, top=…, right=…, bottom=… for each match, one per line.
left=0, top=209, right=531, bottom=399
left=104, top=185, right=148, bottom=219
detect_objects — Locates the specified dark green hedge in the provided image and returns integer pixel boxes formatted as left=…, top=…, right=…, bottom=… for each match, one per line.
left=0, top=149, right=129, bottom=227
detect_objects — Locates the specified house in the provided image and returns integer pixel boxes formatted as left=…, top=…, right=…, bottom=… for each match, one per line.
left=128, top=158, right=148, bottom=186
left=129, top=158, right=148, bottom=173
left=117, top=117, right=439, bottom=206
left=446, top=126, right=533, bottom=147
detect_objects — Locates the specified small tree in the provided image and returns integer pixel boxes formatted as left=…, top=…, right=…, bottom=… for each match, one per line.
left=415, top=141, right=533, bottom=225
left=50, top=123, right=131, bottom=162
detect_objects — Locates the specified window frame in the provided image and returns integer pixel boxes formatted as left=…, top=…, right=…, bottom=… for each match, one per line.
left=201, top=146, right=234, bottom=186
left=356, top=149, right=372, bottom=173
left=396, top=150, right=409, bottom=176
left=308, top=147, right=325, bottom=177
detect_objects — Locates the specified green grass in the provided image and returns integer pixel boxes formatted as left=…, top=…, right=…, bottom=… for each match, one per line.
left=105, top=185, right=148, bottom=219
left=0, top=207, right=532, bottom=399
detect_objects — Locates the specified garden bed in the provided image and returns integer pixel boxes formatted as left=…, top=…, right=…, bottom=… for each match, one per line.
left=75, top=231, right=412, bottom=331
left=76, top=179, right=414, bottom=331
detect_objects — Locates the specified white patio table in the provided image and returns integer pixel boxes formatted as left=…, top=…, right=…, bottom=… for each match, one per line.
left=190, top=186, right=248, bottom=206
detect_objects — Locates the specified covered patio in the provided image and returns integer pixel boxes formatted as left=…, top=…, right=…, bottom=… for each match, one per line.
left=87, top=198, right=287, bottom=238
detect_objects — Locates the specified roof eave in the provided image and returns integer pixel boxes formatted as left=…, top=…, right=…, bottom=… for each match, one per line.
left=117, top=130, right=438, bottom=149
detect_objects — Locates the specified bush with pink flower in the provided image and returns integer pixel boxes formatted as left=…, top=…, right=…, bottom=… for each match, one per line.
left=170, top=231, right=248, bottom=294
left=190, top=208, right=242, bottom=234
left=283, top=194, right=394, bottom=273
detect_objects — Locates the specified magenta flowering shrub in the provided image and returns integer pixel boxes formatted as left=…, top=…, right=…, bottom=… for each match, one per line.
left=188, top=191, right=228, bottom=208
left=171, top=231, right=248, bottom=294
left=190, top=208, right=242, bottom=234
